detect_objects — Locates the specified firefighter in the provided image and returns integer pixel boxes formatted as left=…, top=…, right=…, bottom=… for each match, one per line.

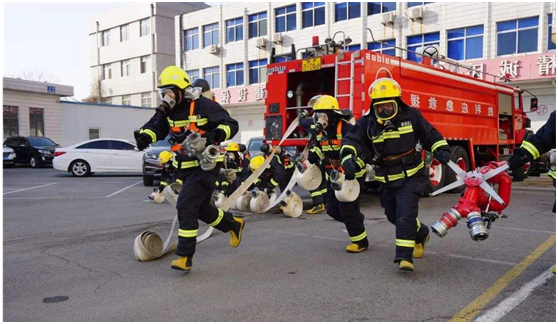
left=156, top=150, right=177, bottom=193
left=305, top=95, right=369, bottom=252
left=192, top=78, right=214, bottom=101
left=135, top=66, right=244, bottom=272
left=299, top=114, right=328, bottom=214
left=217, top=141, right=250, bottom=196
left=507, top=111, right=556, bottom=273
left=341, top=78, right=451, bottom=271
left=248, top=153, right=285, bottom=195
left=259, top=143, right=291, bottom=193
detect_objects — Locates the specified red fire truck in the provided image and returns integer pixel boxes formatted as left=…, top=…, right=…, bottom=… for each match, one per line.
left=263, top=32, right=533, bottom=194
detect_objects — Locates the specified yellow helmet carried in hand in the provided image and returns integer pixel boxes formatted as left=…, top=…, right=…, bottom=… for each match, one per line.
left=369, top=78, right=402, bottom=100
left=158, top=151, right=174, bottom=164
left=250, top=155, right=265, bottom=172
left=158, top=66, right=191, bottom=90
left=226, top=142, right=240, bottom=152
left=310, top=95, right=340, bottom=111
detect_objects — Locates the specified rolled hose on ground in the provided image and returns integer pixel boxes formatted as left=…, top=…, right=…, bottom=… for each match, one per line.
left=281, top=190, right=303, bottom=218
left=296, top=162, right=322, bottom=191
left=134, top=117, right=303, bottom=261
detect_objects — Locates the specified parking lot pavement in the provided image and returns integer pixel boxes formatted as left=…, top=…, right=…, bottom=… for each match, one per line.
left=3, top=168, right=556, bottom=321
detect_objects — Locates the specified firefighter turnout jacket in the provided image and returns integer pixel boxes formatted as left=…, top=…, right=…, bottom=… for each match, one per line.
left=250, top=154, right=285, bottom=191
left=341, top=104, right=449, bottom=186
left=139, top=96, right=239, bottom=172
left=520, top=111, right=556, bottom=180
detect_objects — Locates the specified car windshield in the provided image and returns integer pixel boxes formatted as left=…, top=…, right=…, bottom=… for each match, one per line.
left=28, top=138, right=56, bottom=146
left=151, top=135, right=171, bottom=147
left=248, top=138, right=263, bottom=151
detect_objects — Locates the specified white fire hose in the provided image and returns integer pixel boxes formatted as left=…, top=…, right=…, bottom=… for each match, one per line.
left=134, top=117, right=303, bottom=261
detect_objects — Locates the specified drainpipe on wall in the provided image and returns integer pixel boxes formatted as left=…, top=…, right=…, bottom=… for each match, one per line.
left=178, top=12, right=184, bottom=69
left=151, top=3, right=156, bottom=105
left=219, top=5, right=224, bottom=98
left=96, top=21, right=101, bottom=103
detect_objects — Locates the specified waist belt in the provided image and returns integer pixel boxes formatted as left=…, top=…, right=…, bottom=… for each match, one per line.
left=381, top=149, right=417, bottom=167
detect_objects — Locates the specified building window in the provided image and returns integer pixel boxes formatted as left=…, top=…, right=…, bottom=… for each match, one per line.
left=122, top=95, right=131, bottom=106
left=497, top=17, right=538, bottom=56
left=407, top=32, right=440, bottom=62
left=302, top=2, right=325, bottom=28
left=249, top=59, right=267, bottom=84
left=89, top=128, right=100, bottom=140
left=204, top=66, right=220, bottom=89
left=335, top=2, right=361, bottom=22
left=368, top=39, right=396, bottom=56
left=347, top=44, right=361, bottom=51
left=226, top=18, right=243, bottom=43
left=102, top=30, right=110, bottom=47
left=184, top=28, right=199, bottom=51
left=249, top=12, right=267, bottom=38
left=186, top=69, right=200, bottom=80
left=275, top=5, right=296, bottom=33
left=140, top=18, right=150, bottom=37
left=407, top=2, right=433, bottom=8
left=275, top=55, right=292, bottom=63
left=3, top=106, right=18, bottom=138
left=141, top=93, right=152, bottom=107
left=103, top=64, right=112, bottom=80
left=140, top=56, right=148, bottom=74
left=367, top=2, right=396, bottom=15
left=203, top=23, right=219, bottom=48
left=120, top=24, right=129, bottom=42
left=121, top=59, right=131, bottom=77
left=548, top=14, right=556, bottom=51
left=447, top=25, right=483, bottom=61
left=226, top=63, right=244, bottom=87
left=29, top=108, right=44, bottom=137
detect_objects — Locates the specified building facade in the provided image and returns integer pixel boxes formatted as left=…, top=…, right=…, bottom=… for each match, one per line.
left=176, top=2, right=556, bottom=140
left=89, top=2, right=208, bottom=107
left=3, top=77, right=74, bottom=144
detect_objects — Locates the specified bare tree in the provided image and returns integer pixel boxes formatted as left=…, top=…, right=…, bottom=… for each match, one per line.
left=4, top=69, right=60, bottom=83
left=82, top=77, right=104, bottom=103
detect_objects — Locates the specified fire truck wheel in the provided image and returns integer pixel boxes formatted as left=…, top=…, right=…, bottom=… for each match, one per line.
left=421, top=153, right=447, bottom=197
left=445, top=146, right=470, bottom=193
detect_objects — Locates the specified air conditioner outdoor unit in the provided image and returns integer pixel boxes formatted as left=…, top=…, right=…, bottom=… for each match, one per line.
left=256, top=37, right=267, bottom=49
left=272, top=33, right=283, bottom=45
left=406, top=7, right=423, bottom=21
left=209, top=45, right=220, bottom=54
left=380, top=12, right=395, bottom=25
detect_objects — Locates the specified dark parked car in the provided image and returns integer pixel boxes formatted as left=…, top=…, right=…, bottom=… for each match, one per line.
left=3, top=136, right=58, bottom=168
left=142, top=135, right=171, bottom=186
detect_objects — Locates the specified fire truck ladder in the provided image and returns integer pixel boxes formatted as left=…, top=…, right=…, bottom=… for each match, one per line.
left=334, top=51, right=360, bottom=112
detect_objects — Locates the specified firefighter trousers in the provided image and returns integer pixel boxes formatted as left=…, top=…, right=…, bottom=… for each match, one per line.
left=310, top=166, right=328, bottom=206
left=279, top=166, right=295, bottom=193
left=326, top=177, right=368, bottom=245
left=176, top=167, right=236, bottom=257
left=379, top=172, right=429, bottom=263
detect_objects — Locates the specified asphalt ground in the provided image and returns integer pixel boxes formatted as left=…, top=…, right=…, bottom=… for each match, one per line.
left=3, top=167, right=556, bottom=321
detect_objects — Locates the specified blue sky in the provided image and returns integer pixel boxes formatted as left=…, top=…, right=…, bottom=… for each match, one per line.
left=4, top=3, right=127, bottom=100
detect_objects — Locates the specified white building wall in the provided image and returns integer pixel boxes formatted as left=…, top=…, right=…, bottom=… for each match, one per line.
left=60, top=102, right=155, bottom=147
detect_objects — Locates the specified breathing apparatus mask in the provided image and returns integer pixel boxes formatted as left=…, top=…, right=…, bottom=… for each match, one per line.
left=373, top=99, right=398, bottom=123
left=195, top=87, right=213, bottom=100
left=158, top=86, right=201, bottom=110
left=312, top=112, right=329, bottom=133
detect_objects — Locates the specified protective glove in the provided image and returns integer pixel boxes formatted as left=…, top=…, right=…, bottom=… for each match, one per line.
left=507, top=148, right=529, bottom=169
left=308, top=151, right=320, bottom=164
left=135, top=132, right=152, bottom=151
left=202, top=129, right=224, bottom=144
left=433, top=147, right=451, bottom=165
left=342, top=155, right=357, bottom=180
left=298, top=110, right=308, bottom=118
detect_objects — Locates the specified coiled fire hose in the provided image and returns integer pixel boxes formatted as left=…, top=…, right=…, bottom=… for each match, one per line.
left=134, top=116, right=304, bottom=261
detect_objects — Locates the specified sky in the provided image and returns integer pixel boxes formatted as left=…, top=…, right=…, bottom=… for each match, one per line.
left=4, top=3, right=127, bottom=100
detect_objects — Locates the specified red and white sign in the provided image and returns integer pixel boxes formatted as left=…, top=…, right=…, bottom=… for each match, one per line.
left=213, top=84, right=267, bottom=105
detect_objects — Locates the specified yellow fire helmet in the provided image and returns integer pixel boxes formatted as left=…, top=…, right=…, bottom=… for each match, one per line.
left=158, top=66, right=191, bottom=90
left=369, top=78, right=402, bottom=122
left=158, top=151, right=174, bottom=164
left=226, top=142, right=240, bottom=152
left=250, top=155, right=265, bottom=172
left=308, top=95, right=344, bottom=115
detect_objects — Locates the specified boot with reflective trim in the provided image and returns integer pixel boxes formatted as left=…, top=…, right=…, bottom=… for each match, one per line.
left=230, top=216, right=245, bottom=248
left=306, top=203, right=326, bottom=215
left=398, top=260, right=414, bottom=272
left=413, top=233, right=430, bottom=259
left=171, top=256, right=193, bottom=272
left=553, top=265, right=556, bottom=274
left=346, top=240, right=368, bottom=253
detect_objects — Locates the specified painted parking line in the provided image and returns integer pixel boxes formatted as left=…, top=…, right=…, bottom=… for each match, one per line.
left=3, top=183, right=57, bottom=195
left=474, top=266, right=555, bottom=322
left=105, top=181, right=143, bottom=198
left=450, top=234, right=556, bottom=322
left=491, top=225, right=556, bottom=234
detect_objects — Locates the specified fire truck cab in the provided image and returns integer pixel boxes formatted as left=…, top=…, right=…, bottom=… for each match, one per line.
left=263, top=32, right=532, bottom=195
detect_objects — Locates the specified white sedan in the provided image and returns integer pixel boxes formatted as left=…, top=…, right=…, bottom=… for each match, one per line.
left=53, top=138, right=144, bottom=177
